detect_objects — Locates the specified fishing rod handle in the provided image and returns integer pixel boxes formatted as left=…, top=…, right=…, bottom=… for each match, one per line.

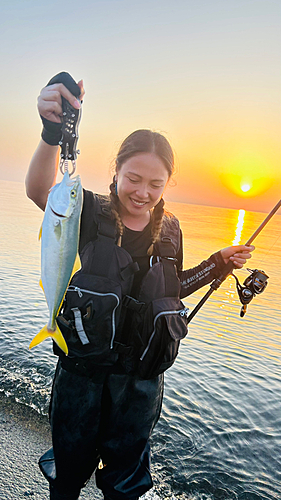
left=186, top=287, right=214, bottom=324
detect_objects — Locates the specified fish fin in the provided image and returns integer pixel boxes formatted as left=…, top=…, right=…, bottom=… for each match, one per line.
left=39, top=279, right=44, bottom=291
left=39, top=225, right=42, bottom=240
left=46, top=254, right=81, bottom=321
left=29, top=323, right=68, bottom=355
left=56, top=254, right=81, bottom=314
left=71, top=253, right=81, bottom=277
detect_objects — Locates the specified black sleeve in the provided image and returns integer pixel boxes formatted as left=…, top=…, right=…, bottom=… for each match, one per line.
left=178, top=251, right=226, bottom=298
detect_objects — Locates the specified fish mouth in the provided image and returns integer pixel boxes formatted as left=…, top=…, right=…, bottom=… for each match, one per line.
left=50, top=207, right=67, bottom=218
left=66, top=175, right=80, bottom=186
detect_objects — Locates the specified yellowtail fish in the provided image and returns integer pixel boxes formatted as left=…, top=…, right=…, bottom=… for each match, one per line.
left=29, top=171, right=83, bottom=355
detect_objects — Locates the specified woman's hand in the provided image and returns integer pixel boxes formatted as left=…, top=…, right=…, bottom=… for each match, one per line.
left=38, top=79, right=85, bottom=123
left=26, top=77, right=85, bottom=210
left=220, top=245, right=255, bottom=269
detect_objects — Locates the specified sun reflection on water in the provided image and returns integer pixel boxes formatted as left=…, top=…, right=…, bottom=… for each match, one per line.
left=232, top=209, right=245, bottom=245
left=221, top=209, right=246, bottom=311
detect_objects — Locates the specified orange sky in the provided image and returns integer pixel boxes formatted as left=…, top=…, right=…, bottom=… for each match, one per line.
left=1, top=0, right=280, bottom=212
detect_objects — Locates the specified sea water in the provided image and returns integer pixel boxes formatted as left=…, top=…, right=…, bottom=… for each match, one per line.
left=0, top=180, right=280, bottom=499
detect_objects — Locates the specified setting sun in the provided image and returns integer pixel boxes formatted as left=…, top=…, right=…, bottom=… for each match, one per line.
left=241, top=183, right=251, bottom=192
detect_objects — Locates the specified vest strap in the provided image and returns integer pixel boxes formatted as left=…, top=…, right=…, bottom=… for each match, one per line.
left=122, top=295, right=147, bottom=313
left=97, top=211, right=116, bottom=239
left=157, top=236, right=176, bottom=258
left=162, top=258, right=181, bottom=297
left=93, top=212, right=117, bottom=277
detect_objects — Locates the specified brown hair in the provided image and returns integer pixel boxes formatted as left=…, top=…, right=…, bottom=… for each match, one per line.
left=109, top=130, right=174, bottom=253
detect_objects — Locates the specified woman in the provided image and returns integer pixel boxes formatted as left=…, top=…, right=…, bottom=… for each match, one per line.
left=26, top=74, right=254, bottom=500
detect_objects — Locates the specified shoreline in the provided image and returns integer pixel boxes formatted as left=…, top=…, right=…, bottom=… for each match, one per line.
left=0, top=392, right=102, bottom=499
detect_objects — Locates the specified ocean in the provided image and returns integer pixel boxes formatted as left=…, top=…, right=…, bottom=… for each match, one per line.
left=0, top=180, right=280, bottom=499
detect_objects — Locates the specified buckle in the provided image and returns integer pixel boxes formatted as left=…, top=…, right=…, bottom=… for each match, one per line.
left=122, top=296, right=146, bottom=312
left=149, top=255, right=160, bottom=267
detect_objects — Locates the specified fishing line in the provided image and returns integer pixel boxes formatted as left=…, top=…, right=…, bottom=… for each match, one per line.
left=239, top=208, right=281, bottom=282
left=253, top=231, right=281, bottom=269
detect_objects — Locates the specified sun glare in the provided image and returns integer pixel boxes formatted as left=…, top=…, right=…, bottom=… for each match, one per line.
left=219, top=151, right=275, bottom=199
left=241, top=183, right=251, bottom=193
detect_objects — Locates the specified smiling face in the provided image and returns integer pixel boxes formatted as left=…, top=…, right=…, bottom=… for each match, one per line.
left=116, top=152, right=169, bottom=221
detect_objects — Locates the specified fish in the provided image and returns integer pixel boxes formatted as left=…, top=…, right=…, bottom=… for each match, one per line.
left=29, top=171, right=83, bottom=355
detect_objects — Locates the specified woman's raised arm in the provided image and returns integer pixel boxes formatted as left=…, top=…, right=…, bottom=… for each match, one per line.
left=25, top=78, right=84, bottom=211
left=25, top=140, right=60, bottom=211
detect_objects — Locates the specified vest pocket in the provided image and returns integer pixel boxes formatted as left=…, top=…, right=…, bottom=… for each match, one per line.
left=120, top=297, right=189, bottom=379
left=56, top=274, right=121, bottom=363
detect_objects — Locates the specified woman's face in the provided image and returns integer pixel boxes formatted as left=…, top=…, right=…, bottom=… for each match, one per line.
left=116, top=153, right=170, bottom=219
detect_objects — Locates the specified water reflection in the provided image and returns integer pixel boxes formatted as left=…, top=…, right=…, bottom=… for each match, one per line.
left=232, top=209, right=245, bottom=245
left=221, top=209, right=246, bottom=308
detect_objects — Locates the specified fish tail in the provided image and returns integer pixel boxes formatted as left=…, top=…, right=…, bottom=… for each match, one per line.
left=29, top=322, right=68, bottom=355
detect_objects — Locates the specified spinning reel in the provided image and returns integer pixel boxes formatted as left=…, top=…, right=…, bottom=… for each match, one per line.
left=231, top=268, right=269, bottom=317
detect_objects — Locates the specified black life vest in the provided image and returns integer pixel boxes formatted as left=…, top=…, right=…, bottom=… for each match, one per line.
left=56, top=193, right=188, bottom=378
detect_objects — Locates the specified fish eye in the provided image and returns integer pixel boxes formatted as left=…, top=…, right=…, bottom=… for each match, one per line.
left=70, top=189, right=77, bottom=198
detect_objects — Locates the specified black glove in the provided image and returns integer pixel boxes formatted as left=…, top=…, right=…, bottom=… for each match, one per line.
left=41, top=72, right=81, bottom=146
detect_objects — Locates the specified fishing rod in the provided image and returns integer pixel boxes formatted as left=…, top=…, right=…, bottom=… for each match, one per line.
left=186, top=198, right=281, bottom=324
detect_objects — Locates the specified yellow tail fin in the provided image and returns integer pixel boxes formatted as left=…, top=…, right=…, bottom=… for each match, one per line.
left=29, top=322, right=68, bottom=355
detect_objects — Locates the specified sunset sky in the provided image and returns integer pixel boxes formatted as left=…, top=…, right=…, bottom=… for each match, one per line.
left=1, top=0, right=280, bottom=212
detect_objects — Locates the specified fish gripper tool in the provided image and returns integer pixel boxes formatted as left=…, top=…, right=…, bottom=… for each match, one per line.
left=59, top=97, right=82, bottom=176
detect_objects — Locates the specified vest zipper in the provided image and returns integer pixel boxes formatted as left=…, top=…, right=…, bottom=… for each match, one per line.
left=67, top=286, right=120, bottom=348
left=140, top=307, right=189, bottom=361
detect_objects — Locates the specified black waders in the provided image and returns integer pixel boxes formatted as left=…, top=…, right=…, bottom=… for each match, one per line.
left=41, top=360, right=164, bottom=499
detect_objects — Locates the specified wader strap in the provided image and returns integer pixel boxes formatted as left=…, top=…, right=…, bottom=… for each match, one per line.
left=120, top=261, right=140, bottom=280
left=71, top=308, right=90, bottom=345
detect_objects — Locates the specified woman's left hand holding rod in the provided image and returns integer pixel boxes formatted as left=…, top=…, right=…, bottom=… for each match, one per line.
left=220, top=245, right=255, bottom=269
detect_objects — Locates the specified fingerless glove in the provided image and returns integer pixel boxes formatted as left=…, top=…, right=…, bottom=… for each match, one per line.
left=41, top=72, right=81, bottom=146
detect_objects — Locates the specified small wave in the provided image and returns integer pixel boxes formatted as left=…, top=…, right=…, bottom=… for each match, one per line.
left=142, top=492, right=215, bottom=500
left=0, top=358, right=54, bottom=414
left=140, top=476, right=238, bottom=500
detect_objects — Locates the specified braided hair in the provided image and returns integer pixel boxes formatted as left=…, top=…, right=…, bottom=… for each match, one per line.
left=110, top=130, right=174, bottom=252
left=109, top=177, right=124, bottom=247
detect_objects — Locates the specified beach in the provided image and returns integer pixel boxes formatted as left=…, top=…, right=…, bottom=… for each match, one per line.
left=0, top=393, right=103, bottom=500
